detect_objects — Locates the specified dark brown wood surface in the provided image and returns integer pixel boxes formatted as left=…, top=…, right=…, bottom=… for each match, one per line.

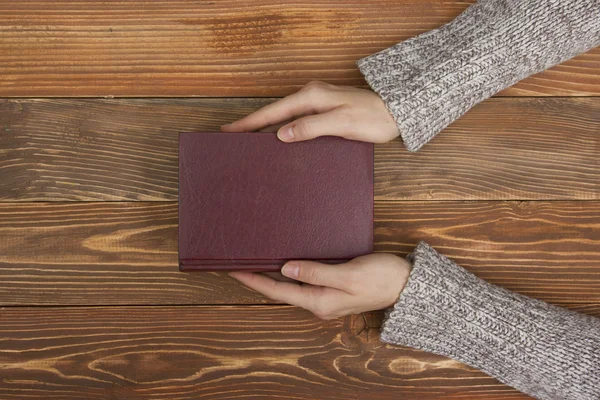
left=1, top=98, right=598, bottom=202
left=1, top=201, right=598, bottom=307
left=1, top=1, right=599, bottom=398
left=0, top=1, right=599, bottom=97
left=0, top=306, right=546, bottom=400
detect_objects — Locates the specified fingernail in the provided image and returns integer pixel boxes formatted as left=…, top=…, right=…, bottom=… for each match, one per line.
left=278, top=126, right=294, bottom=142
left=282, top=263, right=299, bottom=279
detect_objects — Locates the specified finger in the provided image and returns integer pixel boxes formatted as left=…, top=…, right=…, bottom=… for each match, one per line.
left=277, top=107, right=353, bottom=142
left=258, top=120, right=290, bottom=133
left=258, top=111, right=318, bottom=133
left=221, top=85, right=339, bottom=133
left=228, top=271, right=341, bottom=310
left=280, top=260, right=351, bottom=291
left=261, top=271, right=297, bottom=283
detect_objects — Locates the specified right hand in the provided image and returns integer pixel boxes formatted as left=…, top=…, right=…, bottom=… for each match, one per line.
left=221, top=81, right=399, bottom=144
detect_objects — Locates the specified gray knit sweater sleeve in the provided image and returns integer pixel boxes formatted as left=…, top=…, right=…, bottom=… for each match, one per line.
left=382, top=242, right=600, bottom=400
left=357, top=0, right=600, bottom=151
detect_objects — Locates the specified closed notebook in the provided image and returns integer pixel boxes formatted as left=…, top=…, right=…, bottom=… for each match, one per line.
left=178, top=132, right=373, bottom=272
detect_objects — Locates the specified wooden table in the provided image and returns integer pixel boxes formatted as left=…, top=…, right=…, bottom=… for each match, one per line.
left=1, top=1, right=598, bottom=399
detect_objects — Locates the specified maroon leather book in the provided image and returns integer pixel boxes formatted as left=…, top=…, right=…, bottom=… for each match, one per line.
left=179, top=132, right=373, bottom=272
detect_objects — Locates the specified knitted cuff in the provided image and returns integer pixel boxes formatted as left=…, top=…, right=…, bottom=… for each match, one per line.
left=357, top=0, right=600, bottom=151
left=381, top=242, right=600, bottom=400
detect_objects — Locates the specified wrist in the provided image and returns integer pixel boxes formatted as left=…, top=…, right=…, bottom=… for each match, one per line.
left=386, top=258, right=412, bottom=308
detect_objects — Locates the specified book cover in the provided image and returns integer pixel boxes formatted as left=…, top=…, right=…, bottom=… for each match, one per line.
left=179, top=132, right=373, bottom=272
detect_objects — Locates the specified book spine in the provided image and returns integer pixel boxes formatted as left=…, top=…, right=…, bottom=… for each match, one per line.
left=178, top=258, right=350, bottom=272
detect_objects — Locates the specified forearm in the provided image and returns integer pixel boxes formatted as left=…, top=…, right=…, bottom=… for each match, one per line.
left=358, top=0, right=600, bottom=151
left=381, top=242, right=600, bottom=400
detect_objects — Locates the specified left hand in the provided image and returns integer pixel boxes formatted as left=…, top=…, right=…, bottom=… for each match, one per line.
left=221, top=81, right=399, bottom=144
left=229, top=253, right=412, bottom=320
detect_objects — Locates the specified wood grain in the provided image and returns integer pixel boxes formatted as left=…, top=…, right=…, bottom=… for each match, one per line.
left=0, top=201, right=598, bottom=308
left=0, top=202, right=268, bottom=305
left=1, top=98, right=598, bottom=201
left=0, top=306, right=535, bottom=400
left=0, top=0, right=598, bottom=97
left=376, top=98, right=600, bottom=200
left=2, top=3, right=597, bottom=399
left=374, top=201, right=600, bottom=304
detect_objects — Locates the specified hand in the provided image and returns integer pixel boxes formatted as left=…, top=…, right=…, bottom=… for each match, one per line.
left=229, top=253, right=412, bottom=320
left=221, top=81, right=399, bottom=144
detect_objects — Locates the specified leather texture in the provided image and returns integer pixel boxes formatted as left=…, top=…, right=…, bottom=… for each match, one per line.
left=179, top=132, right=373, bottom=272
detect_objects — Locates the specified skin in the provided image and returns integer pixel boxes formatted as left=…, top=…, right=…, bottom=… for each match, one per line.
left=223, top=81, right=413, bottom=320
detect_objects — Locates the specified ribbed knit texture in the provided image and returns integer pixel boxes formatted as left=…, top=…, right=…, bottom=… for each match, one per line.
left=358, top=1, right=600, bottom=398
left=357, top=0, right=600, bottom=151
left=381, top=243, right=600, bottom=400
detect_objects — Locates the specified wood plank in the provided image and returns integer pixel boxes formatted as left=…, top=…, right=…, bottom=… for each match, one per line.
left=374, top=201, right=600, bottom=304
left=0, top=201, right=598, bottom=307
left=376, top=98, right=600, bottom=200
left=0, top=306, right=536, bottom=399
left=0, top=0, right=598, bottom=97
left=0, top=202, right=268, bottom=305
left=1, top=98, right=598, bottom=201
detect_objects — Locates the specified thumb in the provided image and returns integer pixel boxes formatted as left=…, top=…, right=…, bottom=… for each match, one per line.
left=277, top=108, right=350, bottom=143
left=281, top=260, right=349, bottom=290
